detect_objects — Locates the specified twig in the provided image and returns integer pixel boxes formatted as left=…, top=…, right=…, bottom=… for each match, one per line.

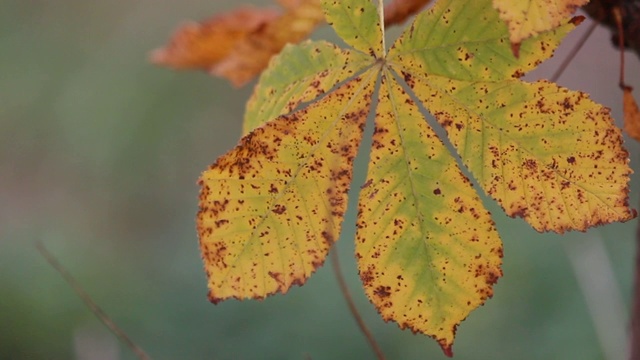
left=330, top=246, right=386, bottom=360
left=611, top=7, right=628, bottom=89
left=550, top=20, right=598, bottom=83
left=35, top=241, right=151, bottom=360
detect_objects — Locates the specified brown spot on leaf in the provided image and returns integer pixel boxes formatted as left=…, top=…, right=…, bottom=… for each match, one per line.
left=522, top=159, right=537, bottom=171
left=360, top=267, right=375, bottom=286
left=373, top=285, right=392, bottom=298
left=272, top=204, right=286, bottom=214
left=214, top=219, right=229, bottom=228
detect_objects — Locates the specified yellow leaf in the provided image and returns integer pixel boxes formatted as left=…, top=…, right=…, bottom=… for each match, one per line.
left=356, top=71, right=503, bottom=355
left=243, top=41, right=371, bottom=134
left=198, top=72, right=376, bottom=302
left=389, top=0, right=580, bottom=81
left=389, top=0, right=635, bottom=233
left=322, top=0, right=384, bottom=58
left=624, top=86, right=640, bottom=142
left=492, top=0, right=588, bottom=56
left=401, top=74, right=636, bottom=232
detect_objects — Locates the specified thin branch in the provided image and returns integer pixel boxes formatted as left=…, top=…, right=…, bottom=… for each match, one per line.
left=35, top=241, right=151, bottom=360
left=550, top=20, right=598, bottom=83
left=378, top=0, right=386, bottom=58
left=612, top=7, right=628, bottom=89
left=330, top=246, right=386, bottom=360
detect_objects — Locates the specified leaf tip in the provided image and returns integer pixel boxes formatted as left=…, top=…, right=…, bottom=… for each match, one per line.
left=207, top=291, right=228, bottom=305
left=438, top=340, right=454, bottom=357
left=510, top=42, right=521, bottom=58
left=207, top=289, right=266, bottom=305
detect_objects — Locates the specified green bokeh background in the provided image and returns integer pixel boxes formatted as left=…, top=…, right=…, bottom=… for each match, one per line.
left=2, top=1, right=640, bottom=359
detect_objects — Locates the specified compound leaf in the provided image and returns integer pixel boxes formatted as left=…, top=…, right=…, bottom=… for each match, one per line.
left=196, top=0, right=636, bottom=355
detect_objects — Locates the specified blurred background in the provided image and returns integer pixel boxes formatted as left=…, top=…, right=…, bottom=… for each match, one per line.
left=2, top=1, right=640, bottom=359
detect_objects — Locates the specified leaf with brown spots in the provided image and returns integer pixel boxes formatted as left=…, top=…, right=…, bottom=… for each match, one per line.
left=198, top=0, right=382, bottom=303
left=151, top=0, right=325, bottom=87
left=389, top=0, right=635, bottom=232
left=198, top=71, right=376, bottom=302
left=323, top=0, right=384, bottom=58
left=492, top=0, right=588, bottom=56
left=390, top=0, right=580, bottom=81
left=242, top=40, right=372, bottom=134
left=356, top=71, right=503, bottom=355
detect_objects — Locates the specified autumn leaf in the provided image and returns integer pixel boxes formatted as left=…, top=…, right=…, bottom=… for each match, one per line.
left=152, top=0, right=324, bottom=87
left=150, top=7, right=279, bottom=71
left=493, top=0, right=588, bottom=56
left=624, top=86, right=640, bottom=141
left=384, top=0, right=433, bottom=27
left=152, top=0, right=436, bottom=87
left=242, top=40, right=372, bottom=134
left=356, top=70, right=503, bottom=355
left=198, top=72, right=376, bottom=301
left=197, top=0, right=635, bottom=355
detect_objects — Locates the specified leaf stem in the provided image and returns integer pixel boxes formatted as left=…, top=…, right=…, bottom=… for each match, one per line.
left=612, top=6, right=628, bottom=89
left=378, top=0, right=386, bottom=58
left=36, top=241, right=151, bottom=360
left=330, top=246, right=386, bottom=360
